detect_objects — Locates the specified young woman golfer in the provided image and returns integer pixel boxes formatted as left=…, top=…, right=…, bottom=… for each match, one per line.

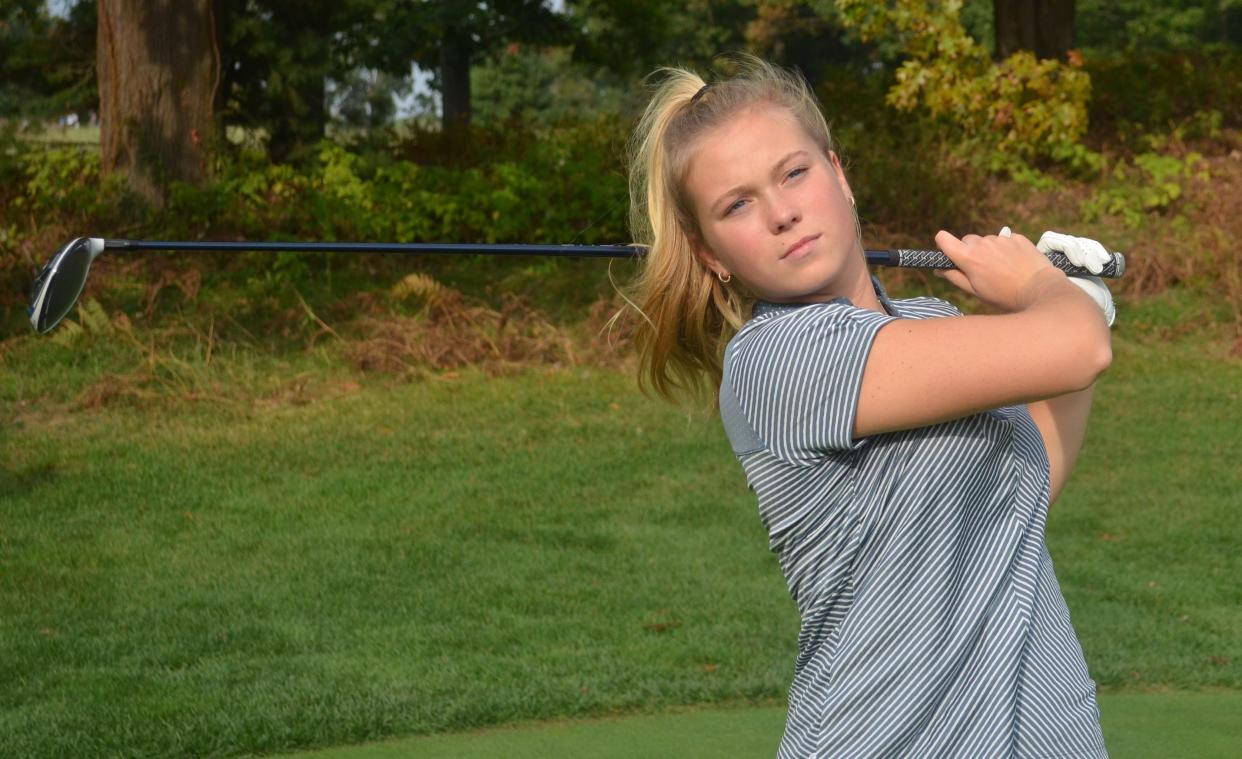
left=626, top=56, right=1115, bottom=757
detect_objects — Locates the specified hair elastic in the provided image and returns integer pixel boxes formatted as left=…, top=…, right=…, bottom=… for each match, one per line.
left=690, top=83, right=711, bottom=103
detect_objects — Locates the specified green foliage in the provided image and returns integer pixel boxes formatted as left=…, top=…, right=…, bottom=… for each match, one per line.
left=1085, top=52, right=1242, bottom=142
left=471, top=45, right=630, bottom=128
left=0, top=0, right=96, bottom=121
left=823, top=70, right=985, bottom=236
left=103, top=118, right=628, bottom=267
left=10, top=120, right=627, bottom=326
left=7, top=145, right=122, bottom=218
left=566, top=0, right=755, bottom=78
left=1077, top=0, right=1242, bottom=54
left=833, top=0, right=1094, bottom=173
left=1083, top=151, right=1210, bottom=228
left=331, top=69, right=404, bottom=130
left=0, top=118, right=633, bottom=339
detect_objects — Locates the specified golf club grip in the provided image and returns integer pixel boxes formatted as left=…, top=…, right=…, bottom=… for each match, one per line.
left=890, top=248, right=1125, bottom=279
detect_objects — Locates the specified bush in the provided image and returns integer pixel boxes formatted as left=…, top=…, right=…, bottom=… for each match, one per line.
left=1083, top=151, right=1210, bottom=227
left=1085, top=51, right=1242, bottom=148
left=834, top=0, right=1093, bottom=174
left=0, top=119, right=635, bottom=337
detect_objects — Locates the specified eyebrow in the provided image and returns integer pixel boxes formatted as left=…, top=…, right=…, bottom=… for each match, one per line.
left=710, top=150, right=810, bottom=215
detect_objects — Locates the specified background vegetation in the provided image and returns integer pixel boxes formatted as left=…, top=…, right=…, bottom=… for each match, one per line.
left=2, top=1, right=1239, bottom=352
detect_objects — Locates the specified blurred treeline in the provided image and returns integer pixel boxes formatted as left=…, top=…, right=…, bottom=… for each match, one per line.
left=1, top=0, right=1239, bottom=344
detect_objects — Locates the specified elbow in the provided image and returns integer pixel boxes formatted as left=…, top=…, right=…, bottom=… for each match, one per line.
left=1096, top=334, right=1113, bottom=374
left=1072, top=324, right=1112, bottom=390
left=1087, top=338, right=1112, bottom=385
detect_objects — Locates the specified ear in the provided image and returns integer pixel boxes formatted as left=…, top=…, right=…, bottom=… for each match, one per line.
left=826, top=150, right=854, bottom=206
left=690, top=232, right=728, bottom=280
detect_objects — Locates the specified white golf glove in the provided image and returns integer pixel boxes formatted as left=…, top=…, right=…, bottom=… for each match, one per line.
left=1034, top=230, right=1116, bottom=327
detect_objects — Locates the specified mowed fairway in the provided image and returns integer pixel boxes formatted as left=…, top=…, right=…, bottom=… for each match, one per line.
left=1, top=327, right=1238, bottom=758
left=282, top=693, right=1242, bottom=758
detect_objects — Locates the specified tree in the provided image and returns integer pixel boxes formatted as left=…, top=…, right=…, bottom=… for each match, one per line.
left=1076, top=0, right=1242, bottom=52
left=993, top=0, right=1075, bottom=60
left=363, top=0, right=574, bottom=129
left=743, top=1, right=864, bottom=81
left=211, top=1, right=571, bottom=152
left=566, top=0, right=754, bottom=79
left=0, top=1, right=96, bottom=121
left=331, top=69, right=404, bottom=130
left=96, top=0, right=218, bottom=206
left=213, top=0, right=373, bottom=162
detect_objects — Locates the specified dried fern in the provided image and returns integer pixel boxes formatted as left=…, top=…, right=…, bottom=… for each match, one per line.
left=389, top=272, right=445, bottom=304
left=49, top=318, right=84, bottom=346
left=78, top=299, right=114, bottom=336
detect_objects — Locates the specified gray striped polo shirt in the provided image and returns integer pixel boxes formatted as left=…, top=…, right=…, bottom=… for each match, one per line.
left=720, top=280, right=1107, bottom=758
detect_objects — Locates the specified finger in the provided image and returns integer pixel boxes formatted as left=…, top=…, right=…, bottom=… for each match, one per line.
left=935, top=229, right=968, bottom=263
left=1080, top=237, right=1109, bottom=275
left=1035, top=230, right=1072, bottom=257
left=934, top=230, right=976, bottom=290
left=937, top=267, right=975, bottom=295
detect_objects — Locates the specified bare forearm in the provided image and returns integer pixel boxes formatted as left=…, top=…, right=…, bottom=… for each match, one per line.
left=1027, top=384, right=1097, bottom=503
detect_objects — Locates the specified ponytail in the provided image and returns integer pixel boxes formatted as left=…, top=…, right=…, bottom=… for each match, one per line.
left=623, top=54, right=837, bottom=405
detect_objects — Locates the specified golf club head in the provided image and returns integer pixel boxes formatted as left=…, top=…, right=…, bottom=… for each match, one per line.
left=28, top=237, right=105, bottom=334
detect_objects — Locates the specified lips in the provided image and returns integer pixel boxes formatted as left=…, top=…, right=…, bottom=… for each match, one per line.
left=783, top=234, right=820, bottom=259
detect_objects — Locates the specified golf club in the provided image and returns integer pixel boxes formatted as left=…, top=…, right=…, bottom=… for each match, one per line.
left=27, top=236, right=1126, bottom=335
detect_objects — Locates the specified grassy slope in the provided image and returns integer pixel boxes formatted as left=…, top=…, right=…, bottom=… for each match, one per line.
left=0, top=310, right=1238, bottom=757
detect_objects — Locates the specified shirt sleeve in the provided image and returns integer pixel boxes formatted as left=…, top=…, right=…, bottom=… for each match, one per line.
left=724, top=303, right=896, bottom=466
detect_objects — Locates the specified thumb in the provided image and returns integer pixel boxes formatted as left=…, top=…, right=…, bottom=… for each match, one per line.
left=935, top=229, right=967, bottom=265
left=934, top=230, right=975, bottom=295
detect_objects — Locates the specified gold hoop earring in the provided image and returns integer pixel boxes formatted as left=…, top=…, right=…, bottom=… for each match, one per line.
left=717, top=271, right=732, bottom=284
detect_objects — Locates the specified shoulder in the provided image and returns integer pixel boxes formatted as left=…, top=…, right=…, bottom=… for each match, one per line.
left=729, top=299, right=891, bottom=358
left=723, top=299, right=894, bottom=408
left=721, top=300, right=895, bottom=463
left=888, top=295, right=962, bottom=319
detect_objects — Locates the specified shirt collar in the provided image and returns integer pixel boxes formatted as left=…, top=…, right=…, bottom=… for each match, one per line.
left=753, top=275, right=897, bottom=318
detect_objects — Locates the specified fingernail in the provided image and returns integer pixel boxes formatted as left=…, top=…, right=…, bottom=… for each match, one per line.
left=999, top=226, right=1012, bottom=237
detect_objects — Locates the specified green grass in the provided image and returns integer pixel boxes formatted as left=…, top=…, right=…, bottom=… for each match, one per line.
left=0, top=315, right=1238, bottom=758
left=15, top=124, right=101, bottom=146
left=280, top=693, right=1242, bottom=758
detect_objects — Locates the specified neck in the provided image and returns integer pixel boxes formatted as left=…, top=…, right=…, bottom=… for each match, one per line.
left=845, top=271, right=886, bottom=314
left=834, top=245, right=887, bottom=314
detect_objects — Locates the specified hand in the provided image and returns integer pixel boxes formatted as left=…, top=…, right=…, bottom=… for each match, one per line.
left=1035, top=230, right=1116, bottom=326
left=934, top=229, right=1067, bottom=313
left=1035, top=230, right=1111, bottom=274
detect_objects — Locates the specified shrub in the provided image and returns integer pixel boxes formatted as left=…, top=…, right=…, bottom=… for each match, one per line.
left=1084, top=51, right=1242, bottom=150
left=1084, top=151, right=1210, bottom=227
left=834, top=0, right=1093, bottom=173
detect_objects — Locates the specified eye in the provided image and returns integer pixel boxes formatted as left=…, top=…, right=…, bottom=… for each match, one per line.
left=724, top=198, right=746, bottom=216
left=787, top=166, right=808, bottom=181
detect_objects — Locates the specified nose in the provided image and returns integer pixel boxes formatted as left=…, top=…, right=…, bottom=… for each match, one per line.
left=769, top=198, right=801, bottom=234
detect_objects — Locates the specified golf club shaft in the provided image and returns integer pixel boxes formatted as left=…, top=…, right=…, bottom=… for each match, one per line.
left=102, top=239, right=1125, bottom=278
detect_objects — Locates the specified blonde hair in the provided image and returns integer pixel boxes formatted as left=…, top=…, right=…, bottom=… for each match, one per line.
left=624, top=54, right=838, bottom=404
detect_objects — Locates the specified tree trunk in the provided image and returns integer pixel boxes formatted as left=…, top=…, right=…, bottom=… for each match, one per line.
left=440, top=26, right=472, bottom=130
left=97, top=0, right=219, bottom=207
left=265, top=74, right=326, bottom=164
left=993, top=0, right=1076, bottom=61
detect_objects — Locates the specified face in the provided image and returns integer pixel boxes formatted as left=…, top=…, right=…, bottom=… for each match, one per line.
left=683, top=104, right=865, bottom=303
